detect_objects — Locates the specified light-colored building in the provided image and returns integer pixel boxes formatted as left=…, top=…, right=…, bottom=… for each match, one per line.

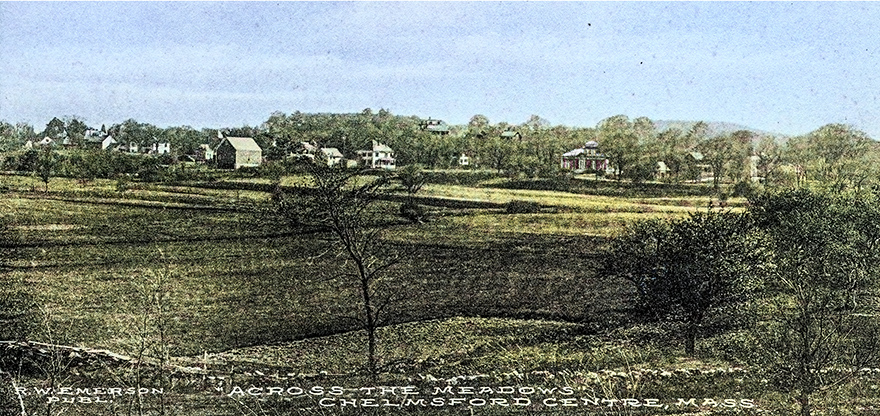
left=215, top=136, right=263, bottom=169
left=150, top=142, right=171, bottom=155
left=320, top=148, right=344, bottom=166
left=419, top=118, right=450, bottom=135
left=358, top=140, right=396, bottom=170
left=195, top=144, right=214, bottom=162
left=101, top=135, right=117, bottom=150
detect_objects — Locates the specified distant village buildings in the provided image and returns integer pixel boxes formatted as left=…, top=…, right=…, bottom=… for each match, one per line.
left=7, top=115, right=772, bottom=182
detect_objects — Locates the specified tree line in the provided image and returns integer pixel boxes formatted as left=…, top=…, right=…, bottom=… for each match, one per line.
left=3, top=111, right=879, bottom=193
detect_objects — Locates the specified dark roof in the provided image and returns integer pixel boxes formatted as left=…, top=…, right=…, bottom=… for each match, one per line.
left=420, top=118, right=450, bottom=133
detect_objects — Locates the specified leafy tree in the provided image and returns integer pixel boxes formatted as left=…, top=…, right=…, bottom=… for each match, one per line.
left=806, top=124, right=875, bottom=191
left=0, top=121, right=36, bottom=152
left=273, top=162, right=397, bottom=378
left=162, top=125, right=205, bottom=158
left=36, top=146, right=57, bottom=192
left=697, top=133, right=741, bottom=192
left=467, top=114, right=491, bottom=140
left=603, top=211, right=765, bottom=355
left=396, top=164, right=426, bottom=223
left=110, top=119, right=163, bottom=150
left=41, top=117, right=66, bottom=140
left=754, top=136, right=784, bottom=187
left=597, top=115, right=637, bottom=180
left=479, top=135, right=514, bottom=173
left=3, top=149, right=39, bottom=173
left=655, top=127, right=691, bottom=182
left=64, top=117, right=89, bottom=146
left=751, top=189, right=880, bottom=416
left=780, top=124, right=879, bottom=191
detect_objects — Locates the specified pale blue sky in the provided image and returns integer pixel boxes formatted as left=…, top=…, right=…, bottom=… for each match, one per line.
left=1, top=2, right=879, bottom=138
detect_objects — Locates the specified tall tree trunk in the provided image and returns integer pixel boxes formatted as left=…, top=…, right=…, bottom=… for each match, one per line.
left=685, top=322, right=697, bottom=356
left=798, top=392, right=811, bottom=416
left=360, top=272, right=377, bottom=380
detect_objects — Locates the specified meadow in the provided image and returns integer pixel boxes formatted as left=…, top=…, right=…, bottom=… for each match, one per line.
left=3, top=172, right=874, bottom=415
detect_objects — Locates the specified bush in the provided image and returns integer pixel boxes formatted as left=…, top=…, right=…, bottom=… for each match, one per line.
left=115, top=175, right=131, bottom=193
left=399, top=201, right=426, bottom=223
left=504, top=200, right=541, bottom=214
left=732, top=181, right=758, bottom=198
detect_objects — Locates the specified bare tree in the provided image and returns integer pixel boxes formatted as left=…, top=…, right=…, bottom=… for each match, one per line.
left=273, top=161, right=396, bottom=378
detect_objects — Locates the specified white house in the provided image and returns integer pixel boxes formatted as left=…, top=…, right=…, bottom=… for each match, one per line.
left=150, top=142, right=171, bottom=155
left=320, top=148, right=344, bottom=166
left=358, top=140, right=396, bottom=170
left=101, top=135, right=117, bottom=150
left=196, top=143, right=214, bottom=162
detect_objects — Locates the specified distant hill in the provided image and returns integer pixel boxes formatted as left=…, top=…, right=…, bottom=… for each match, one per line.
left=653, top=120, right=790, bottom=143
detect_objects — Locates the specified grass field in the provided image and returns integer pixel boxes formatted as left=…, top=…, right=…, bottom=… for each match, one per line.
left=3, top=172, right=872, bottom=415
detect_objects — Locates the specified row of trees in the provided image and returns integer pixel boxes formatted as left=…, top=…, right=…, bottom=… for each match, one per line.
left=4, top=112, right=879, bottom=192
left=604, top=189, right=880, bottom=416
left=2, top=147, right=172, bottom=189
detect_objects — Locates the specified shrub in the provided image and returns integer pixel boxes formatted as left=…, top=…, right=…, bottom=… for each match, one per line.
left=505, top=200, right=541, bottom=214
left=732, top=181, right=757, bottom=198
left=115, top=175, right=131, bottom=193
left=399, top=201, right=426, bottom=223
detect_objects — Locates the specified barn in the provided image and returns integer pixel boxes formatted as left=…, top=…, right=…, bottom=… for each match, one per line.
left=215, top=137, right=262, bottom=169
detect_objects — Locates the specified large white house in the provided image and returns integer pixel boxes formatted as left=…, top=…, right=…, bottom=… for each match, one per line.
left=358, top=140, right=396, bottom=170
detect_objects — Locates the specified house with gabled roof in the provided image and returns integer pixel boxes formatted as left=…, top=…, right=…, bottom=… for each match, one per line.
left=419, top=118, right=450, bottom=135
left=320, top=148, right=344, bottom=166
left=101, top=135, right=117, bottom=150
left=215, top=136, right=262, bottom=169
left=500, top=130, right=522, bottom=141
left=358, top=140, right=396, bottom=170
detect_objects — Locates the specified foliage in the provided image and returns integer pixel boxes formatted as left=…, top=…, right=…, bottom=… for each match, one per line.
left=602, top=210, right=766, bottom=355
left=750, top=189, right=880, bottom=416
left=35, top=146, right=57, bottom=191
left=696, top=130, right=753, bottom=192
left=504, top=199, right=542, bottom=214
left=396, top=164, right=427, bottom=223
left=2, top=149, right=39, bottom=173
left=397, top=164, right=426, bottom=196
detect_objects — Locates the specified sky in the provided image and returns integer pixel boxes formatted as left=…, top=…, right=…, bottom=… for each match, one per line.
left=1, top=2, right=879, bottom=138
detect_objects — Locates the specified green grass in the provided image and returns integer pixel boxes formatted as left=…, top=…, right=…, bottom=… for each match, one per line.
left=4, top=173, right=868, bottom=415
left=418, top=184, right=730, bottom=212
